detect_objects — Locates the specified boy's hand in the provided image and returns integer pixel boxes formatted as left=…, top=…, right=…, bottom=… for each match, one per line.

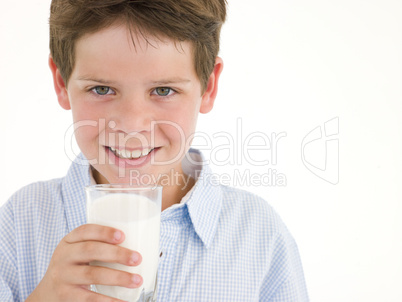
left=26, top=224, right=142, bottom=302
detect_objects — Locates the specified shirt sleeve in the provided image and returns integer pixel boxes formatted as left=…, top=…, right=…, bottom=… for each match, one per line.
left=259, top=223, right=309, bottom=302
left=0, top=255, right=16, bottom=302
left=0, top=201, right=20, bottom=302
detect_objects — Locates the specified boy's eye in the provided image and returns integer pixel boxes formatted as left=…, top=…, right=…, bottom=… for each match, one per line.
left=93, top=86, right=113, bottom=95
left=153, top=87, right=173, bottom=96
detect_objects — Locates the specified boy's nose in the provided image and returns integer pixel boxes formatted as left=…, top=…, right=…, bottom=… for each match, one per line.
left=110, top=95, right=153, bottom=135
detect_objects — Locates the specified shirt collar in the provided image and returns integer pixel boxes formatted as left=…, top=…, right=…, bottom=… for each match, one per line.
left=62, top=149, right=223, bottom=248
left=169, top=149, right=223, bottom=249
left=61, top=153, right=91, bottom=233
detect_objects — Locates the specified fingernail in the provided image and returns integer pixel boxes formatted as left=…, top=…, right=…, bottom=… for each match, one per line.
left=131, top=253, right=139, bottom=264
left=114, top=231, right=122, bottom=241
left=132, top=275, right=141, bottom=285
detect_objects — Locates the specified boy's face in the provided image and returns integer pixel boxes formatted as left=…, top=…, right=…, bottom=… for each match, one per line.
left=50, top=23, right=222, bottom=184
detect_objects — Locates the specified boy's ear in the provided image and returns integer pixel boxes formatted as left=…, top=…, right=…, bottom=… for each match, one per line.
left=48, top=55, right=71, bottom=110
left=200, top=57, right=224, bottom=114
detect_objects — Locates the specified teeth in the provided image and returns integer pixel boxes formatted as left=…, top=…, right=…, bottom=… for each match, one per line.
left=109, top=147, right=153, bottom=159
left=131, top=150, right=142, bottom=158
left=121, top=149, right=131, bottom=159
left=142, top=148, right=151, bottom=156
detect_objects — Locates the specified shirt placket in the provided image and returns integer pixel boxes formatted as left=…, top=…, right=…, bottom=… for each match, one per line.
left=157, top=207, right=185, bottom=301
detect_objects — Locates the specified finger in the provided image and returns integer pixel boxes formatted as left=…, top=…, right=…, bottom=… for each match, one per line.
left=64, top=224, right=125, bottom=245
left=66, top=241, right=142, bottom=266
left=68, top=265, right=143, bottom=288
left=70, top=287, right=132, bottom=302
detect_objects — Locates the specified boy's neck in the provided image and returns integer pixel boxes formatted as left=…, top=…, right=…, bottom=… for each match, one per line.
left=161, top=173, right=195, bottom=211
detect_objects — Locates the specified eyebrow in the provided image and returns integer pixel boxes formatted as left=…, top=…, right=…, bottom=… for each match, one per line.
left=75, top=76, right=117, bottom=85
left=149, top=78, right=192, bottom=86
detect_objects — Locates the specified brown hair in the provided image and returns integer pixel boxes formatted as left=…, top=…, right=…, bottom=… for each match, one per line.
left=49, top=0, right=227, bottom=93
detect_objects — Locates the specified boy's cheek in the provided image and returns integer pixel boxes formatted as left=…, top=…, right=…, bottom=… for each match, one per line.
left=73, top=126, right=102, bottom=155
left=158, top=123, right=191, bottom=147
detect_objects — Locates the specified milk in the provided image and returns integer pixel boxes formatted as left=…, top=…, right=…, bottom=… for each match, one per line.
left=87, top=193, right=161, bottom=302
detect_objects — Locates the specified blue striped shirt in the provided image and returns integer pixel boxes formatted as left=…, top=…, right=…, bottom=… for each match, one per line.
left=0, top=149, right=308, bottom=301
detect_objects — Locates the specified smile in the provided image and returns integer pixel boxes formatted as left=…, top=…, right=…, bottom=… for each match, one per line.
left=109, top=147, right=154, bottom=159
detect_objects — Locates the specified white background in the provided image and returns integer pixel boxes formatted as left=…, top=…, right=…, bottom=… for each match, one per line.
left=1, top=0, right=401, bottom=301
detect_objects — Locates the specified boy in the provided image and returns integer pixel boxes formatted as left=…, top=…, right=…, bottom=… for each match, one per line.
left=0, top=0, right=308, bottom=301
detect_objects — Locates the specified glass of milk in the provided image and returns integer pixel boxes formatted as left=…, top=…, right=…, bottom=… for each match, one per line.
left=85, top=184, right=162, bottom=302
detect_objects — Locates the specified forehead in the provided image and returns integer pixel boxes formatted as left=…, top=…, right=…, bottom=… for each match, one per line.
left=72, top=23, right=197, bottom=81
left=74, top=20, right=197, bottom=60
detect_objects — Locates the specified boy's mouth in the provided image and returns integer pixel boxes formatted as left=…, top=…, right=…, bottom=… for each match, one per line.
left=108, top=147, right=155, bottom=160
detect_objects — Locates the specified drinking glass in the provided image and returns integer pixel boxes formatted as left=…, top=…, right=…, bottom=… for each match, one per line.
left=85, top=184, right=162, bottom=302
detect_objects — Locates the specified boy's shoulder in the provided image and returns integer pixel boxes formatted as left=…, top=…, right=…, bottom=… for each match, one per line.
left=218, top=184, right=286, bottom=235
left=220, top=184, right=270, bottom=208
left=2, top=178, right=64, bottom=213
left=3, top=154, right=90, bottom=214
